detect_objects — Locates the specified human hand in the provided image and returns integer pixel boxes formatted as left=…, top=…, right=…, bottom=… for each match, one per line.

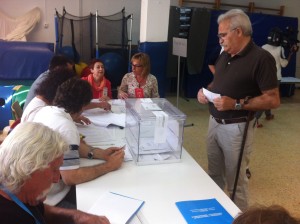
left=213, top=96, right=234, bottom=111
left=290, top=44, right=299, bottom=53
left=105, top=148, right=125, bottom=171
left=118, top=91, right=128, bottom=99
left=197, top=88, right=209, bottom=104
left=98, top=101, right=111, bottom=111
left=74, top=115, right=91, bottom=125
left=101, top=146, right=124, bottom=159
left=99, top=95, right=110, bottom=102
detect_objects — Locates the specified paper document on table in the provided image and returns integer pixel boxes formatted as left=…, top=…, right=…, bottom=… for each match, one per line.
left=77, top=123, right=132, bottom=161
left=203, top=88, right=221, bottom=102
left=83, top=108, right=125, bottom=128
left=176, top=198, right=233, bottom=224
left=111, top=99, right=126, bottom=106
left=77, top=124, right=115, bottom=144
left=128, top=211, right=149, bottom=224
left=88, top=192, right=144, bottom=224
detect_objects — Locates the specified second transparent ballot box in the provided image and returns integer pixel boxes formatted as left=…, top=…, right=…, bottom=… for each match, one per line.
left=125, top=98, right=186, bottom=165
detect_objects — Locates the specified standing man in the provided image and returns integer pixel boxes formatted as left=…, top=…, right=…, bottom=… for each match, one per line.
left=0, top=122, right=110, bottom=223
left=197, top=9, right=280, bottom=211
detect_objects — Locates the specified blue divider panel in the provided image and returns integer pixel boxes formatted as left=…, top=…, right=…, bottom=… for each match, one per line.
left=0, top=41, right=54, bottom=80
left=138, top=42, right=169, bottom=98
left=0, top=86, right=14, bottom=129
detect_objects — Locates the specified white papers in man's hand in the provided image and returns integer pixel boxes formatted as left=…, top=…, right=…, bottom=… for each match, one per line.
left=203, top=88, right=221, bottom=102
left=88, top=192, right=145, bottom=224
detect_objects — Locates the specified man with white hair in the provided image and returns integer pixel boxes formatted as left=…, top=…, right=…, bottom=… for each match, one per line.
left=197, top=9, right=280, bottom=211
left=0, top=122, right=110, bottom=223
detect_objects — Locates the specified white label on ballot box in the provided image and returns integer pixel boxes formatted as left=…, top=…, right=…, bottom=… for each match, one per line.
left=152, top=111, right=168, bottom=143
left=141, top=103, right=161, bottom=111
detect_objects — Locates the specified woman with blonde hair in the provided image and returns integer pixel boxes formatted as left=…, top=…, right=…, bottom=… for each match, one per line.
left=118, top=52, right=159, bottom=99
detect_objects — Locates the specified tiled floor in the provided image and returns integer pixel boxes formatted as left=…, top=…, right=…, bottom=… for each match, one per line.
left=166, top=87, right=300, bottom=217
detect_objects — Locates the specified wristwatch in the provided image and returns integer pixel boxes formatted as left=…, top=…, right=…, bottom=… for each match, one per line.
left=235, top=99, right=242, bottom=110
left=87, top=147, right=96, bottom=159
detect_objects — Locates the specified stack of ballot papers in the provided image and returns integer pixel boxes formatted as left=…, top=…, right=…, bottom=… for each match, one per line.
left=76, top=123, right=132, bottom=161
left=88, top=192, right=145, bottom=224
left=82, top=108, right=125, bottom=128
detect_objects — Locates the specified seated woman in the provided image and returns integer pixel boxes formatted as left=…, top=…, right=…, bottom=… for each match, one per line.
left=82, top=59, right=112, bottom=101
left=118, top=52, right=159, bottom=99
left=21, top=67, right=77, bottom=123
left=22, top=67, right=91, bottom=125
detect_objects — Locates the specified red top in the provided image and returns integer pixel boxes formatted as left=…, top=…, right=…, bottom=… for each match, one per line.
left=82, top=74, right=112, bottom=99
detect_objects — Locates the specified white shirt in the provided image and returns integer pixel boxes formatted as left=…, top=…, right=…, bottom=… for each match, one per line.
left=262, top=44, right=288, bottom=80
left=33, top=106, right=80, bottom=205
left=21, top=97, right=47, bottom=122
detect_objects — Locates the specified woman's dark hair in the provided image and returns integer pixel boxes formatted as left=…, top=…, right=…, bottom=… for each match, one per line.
left=89, top=58, right=104, bottom=69
left=53, top=78, right=92, bottom=114
left=49, top=55, right=74, bottom=71
left=233, top=205, right=300, bottom=224
left=35, top=67, right=76, bottom=104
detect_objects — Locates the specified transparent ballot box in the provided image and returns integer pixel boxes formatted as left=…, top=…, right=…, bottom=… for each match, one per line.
left=125, top=98, right=186, bottom=165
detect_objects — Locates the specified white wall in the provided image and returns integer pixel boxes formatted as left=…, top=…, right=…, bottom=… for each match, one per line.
left=1, top=0, right=298, bottom=44
left=140, top=0, right=170, bottom=42
left=1, top=0, right=299, bottom=76
left=0, top=0, right=141, bottom=44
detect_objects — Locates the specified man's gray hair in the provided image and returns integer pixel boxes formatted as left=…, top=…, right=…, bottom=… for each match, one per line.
left=217, top=9, right=252, bottom=36
left=0, top=122, right=68, bottom=193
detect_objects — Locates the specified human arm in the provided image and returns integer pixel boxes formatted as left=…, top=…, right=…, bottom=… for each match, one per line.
left=60, top=141, right=124, bottom=185
left=79, top=140, right=124, bottom=160
left=151, top=75, right=160, bottom=98
left=44, top=204, right=110, bottom=224
left=83, top=101, right=111, bottom=111
left=60, top=149, right=124, bottom=185
left=212, top=87, right=280, bottom=111
left=207, top=64, right=215, bottom=89
left=73, top=115, right=91, bottom=125
left=118, top=75, right=129, bottom=99
left=284, top=44, right=298, bottom=64
left=208, top=64, right=216, bottom=75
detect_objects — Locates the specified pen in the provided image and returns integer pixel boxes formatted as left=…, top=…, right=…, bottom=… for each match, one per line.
left=105, top=108, right=113, bottom=113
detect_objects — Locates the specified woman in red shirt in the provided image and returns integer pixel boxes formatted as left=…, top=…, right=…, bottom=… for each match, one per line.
left=82, top=59, right=112, bottom=100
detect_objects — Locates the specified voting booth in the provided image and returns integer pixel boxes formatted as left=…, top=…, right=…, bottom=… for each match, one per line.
left=125, top=98, right=186, bottom=165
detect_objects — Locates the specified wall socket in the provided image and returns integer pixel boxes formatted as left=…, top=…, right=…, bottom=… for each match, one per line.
left=44, top=23, right=49, bottom=29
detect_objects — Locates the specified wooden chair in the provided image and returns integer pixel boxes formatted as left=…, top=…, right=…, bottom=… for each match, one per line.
left=11, top=101, right=23, bottom=120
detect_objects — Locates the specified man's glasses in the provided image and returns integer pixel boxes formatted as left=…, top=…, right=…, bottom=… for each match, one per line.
left=131, top=63, right=143, bottom=68
left=217, top=27, right=238, bottom=39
